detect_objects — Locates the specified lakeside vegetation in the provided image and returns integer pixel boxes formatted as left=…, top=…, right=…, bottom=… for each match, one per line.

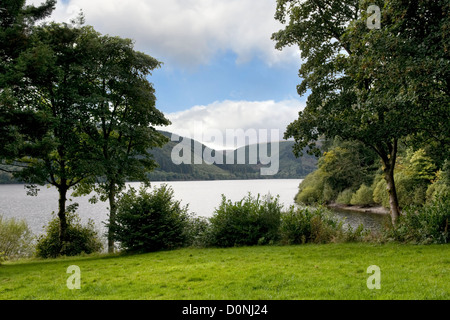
left=294, top=138, right=449, bottom=211
left=1, top=184, right=448, bottom=263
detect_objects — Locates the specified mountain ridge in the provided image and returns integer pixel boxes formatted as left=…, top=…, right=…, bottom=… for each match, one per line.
left=0, top=131, right=318, bottom=183
left=146, top=131, right=318, bottom=181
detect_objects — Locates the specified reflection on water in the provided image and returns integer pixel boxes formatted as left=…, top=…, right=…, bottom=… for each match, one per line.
left=327, top=207, right=390, bottom=231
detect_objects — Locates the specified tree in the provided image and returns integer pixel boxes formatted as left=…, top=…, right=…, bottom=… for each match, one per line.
left=9, top=21, right=98, bottom=251
left=72, top=31, right=170, bottom=253
left=272, top=0, right=449, bottom=224
left=2, top=6, right=169, bottom=254
left=1, top=2, right=89, bottom=252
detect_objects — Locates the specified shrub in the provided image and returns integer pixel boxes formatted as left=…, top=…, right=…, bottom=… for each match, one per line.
left=336, top=223, right=376, bottom=243
left=35, top=211, right=103, bottom=258
left=295, top=170, right=325, bottom=205
left=373, top=172, right=427, bottom=208
left=426, top=182, right=450, bottom=203
left=279, top=206, right=342, bottom=244
left=383, top=193, right=450, bottom=244
left=322, top=183, right=337, bottom=203
left=296, top=186, right=322, bottom=205
left=373, top=175, right=390, bottom=208
left=426, top=168, right=450, bottom=203
left=0, top=215, right=35, bottom=262
left=350, top=184, right=374, bottom=207
left=336, top=189, right=354, bottom=205
left=183, top=215, right=213, bottom=248
left=110, top=184, right=189, bottom=253
left=209, top=193, right=282, bottom=247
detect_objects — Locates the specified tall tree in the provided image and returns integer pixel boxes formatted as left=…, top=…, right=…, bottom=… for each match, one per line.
left=8, top=21, right=98, bottom=251
left=272, top=0, right=449, bottom=224
left=73, top=31, right=170, bottom=253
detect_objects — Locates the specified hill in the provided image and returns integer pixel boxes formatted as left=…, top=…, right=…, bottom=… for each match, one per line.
left=0, top=131, right=318, bottom=183
left=146, top=131, right=317, bottom=181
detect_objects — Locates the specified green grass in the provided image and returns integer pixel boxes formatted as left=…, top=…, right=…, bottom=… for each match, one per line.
left=0, top=243, right=449, bottom=300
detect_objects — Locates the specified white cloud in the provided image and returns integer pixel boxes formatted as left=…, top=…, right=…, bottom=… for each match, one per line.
left=28, top=0, right=299, bottom=68
left=160, top=99, right=305, bottom=150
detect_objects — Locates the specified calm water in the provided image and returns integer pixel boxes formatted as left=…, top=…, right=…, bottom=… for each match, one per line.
left=0, top=179, right=387, bottom=237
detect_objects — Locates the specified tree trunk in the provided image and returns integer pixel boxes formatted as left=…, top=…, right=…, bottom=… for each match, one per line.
left=381, top=139, right=401, bottom=225
left=107, top=182, right=117, bottom=253
left=58, top=183, right=69, bottom=254
left=384, top=163, right=400, bottom=225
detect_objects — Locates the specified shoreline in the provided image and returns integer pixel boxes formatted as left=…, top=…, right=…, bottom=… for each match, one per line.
left=327, top=202, right=390, bottom=215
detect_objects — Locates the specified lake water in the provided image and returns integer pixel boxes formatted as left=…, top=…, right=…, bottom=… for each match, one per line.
left=0, top=179, right=387, bottom=238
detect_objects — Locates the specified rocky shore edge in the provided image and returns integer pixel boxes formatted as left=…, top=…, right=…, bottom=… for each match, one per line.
left=326, top=202, right=390, bottom=215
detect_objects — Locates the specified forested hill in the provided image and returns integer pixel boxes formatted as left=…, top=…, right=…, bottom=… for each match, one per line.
left=146, top=131, right=317, bottom=181
left=0, top=131, right=318, bottom=183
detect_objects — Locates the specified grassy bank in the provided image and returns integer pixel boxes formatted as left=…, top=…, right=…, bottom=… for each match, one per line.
left=1, top=243, right=449, bottom=300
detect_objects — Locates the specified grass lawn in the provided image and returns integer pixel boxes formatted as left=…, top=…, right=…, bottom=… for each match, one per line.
left=0, top=243, right=449, bottom=300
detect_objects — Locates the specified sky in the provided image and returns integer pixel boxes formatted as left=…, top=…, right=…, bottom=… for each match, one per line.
left=27, top=0, right=307, bottom=149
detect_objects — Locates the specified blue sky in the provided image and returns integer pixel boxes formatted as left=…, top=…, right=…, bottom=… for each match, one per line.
left=152, top=50, right=302, bottom=113
left=29, top=0, right=306, bottom=148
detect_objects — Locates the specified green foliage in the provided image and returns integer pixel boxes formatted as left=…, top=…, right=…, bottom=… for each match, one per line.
left=110, top=184, right=189, bottom=253
left=0, top=215, right=35, bottom=262
left=209, top=193, right=282, bottom=247
left=372, top=149, right=439, bottom=208
left=336, top=189, right=354, bottom=205
left=295, top=139, right=377, bottom=205
left=408, top=149, right=436, bottom=181
left=322, top=183, right=337, bottom=203
left=183, top=215, right=213, bottom=248
left=35, top=211, right=103, bottom=258
left=279, top=206, right=342, bottom=245
left=426, top=182, right=450, bottom=203
left=383, top=193, right=450, bottom=244
left=319, top=140, right=378, bottom=192
left=372, top=175, right=390, bottom=208
left=350, top=184, right=374, bottom=207
left=341, top=224, right=372, bottom=243
left=373, top=172, right=425, bottom=209
left=426, top=163, right=450, bottom=203
left=295, top=169, right=325, bottom=205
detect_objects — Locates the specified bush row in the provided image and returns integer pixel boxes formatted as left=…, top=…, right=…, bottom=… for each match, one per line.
left=110, top=185, right=449, bottom=252
left=2, top=185, right=448, bottom=262
left=109, top=186, right=378, bottom=252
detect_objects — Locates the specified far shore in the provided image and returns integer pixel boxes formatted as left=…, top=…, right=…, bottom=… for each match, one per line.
left=327, top=202, right=390, bottom=215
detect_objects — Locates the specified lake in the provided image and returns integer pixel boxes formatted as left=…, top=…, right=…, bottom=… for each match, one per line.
left=0, top=179, right=387, bottom=237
